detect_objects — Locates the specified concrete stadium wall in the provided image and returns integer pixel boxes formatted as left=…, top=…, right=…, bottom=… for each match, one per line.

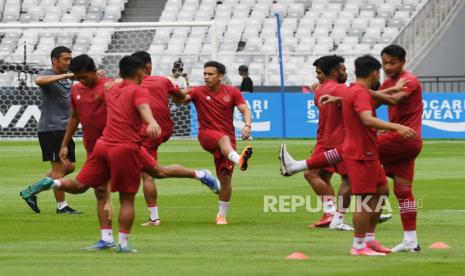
left=413, top=3, right=465, bottom=76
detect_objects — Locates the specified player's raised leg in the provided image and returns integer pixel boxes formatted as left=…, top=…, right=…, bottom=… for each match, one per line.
left=140, top=164, right=221, bottom=226
left=218, top=135, right=253, bottom=172
left=140, top=148, right=221, bottom=195
left=279, top=144, right=342, bottom=176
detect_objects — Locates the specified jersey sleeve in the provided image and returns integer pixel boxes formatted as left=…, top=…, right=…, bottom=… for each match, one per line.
left=188, top=86, right=198, bottom=101
left=353, top=90, right=373, bottom=114
left=166, top=78, right=180, bottom=95
left=70, top=87, right=77, bottom=109
left=403, top=75, right=419, bottom=95
left=133, top=87, right=150, bottom=107
left=332, top=85, right=347, bottom=97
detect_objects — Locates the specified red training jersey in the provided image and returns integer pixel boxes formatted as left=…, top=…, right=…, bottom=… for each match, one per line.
left=314, top=79, right=347, bottom=149
left=99, top=80, right=150, bottom=146
left=379, top=70, right=423, bottom=137
left=342, top=83, right=379, bottom=161
left=70, top=77, right=110, bottom=153
left=139, top=75, right=179, bottom=138
left=189, top=85, right=246, bottom=138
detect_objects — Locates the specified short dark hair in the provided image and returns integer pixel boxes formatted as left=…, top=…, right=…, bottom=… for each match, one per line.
left=50, top=46, right=72, bottom=60
left=312, top=57, right=321, bottom=67
left=318, top=55, right=345, bottom=76
left=355, top=55, right=381, bottom=78
left=69, top=54, right=96, bottom=73
left=204, top=61, right=226, bottom=75
left=238, top=65, right=248, bottom=72
left=119, top=55, right=144, bottom=78
left=131, top=51, right=151, bottom=65
left=381, top=44, right=406, bottom=60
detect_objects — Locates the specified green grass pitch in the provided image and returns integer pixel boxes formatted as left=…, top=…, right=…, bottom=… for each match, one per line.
left=1, top=139, right=464, bottom=275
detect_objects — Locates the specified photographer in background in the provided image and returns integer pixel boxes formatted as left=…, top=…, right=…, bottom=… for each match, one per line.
left=167, top=58, right=188, bottom=92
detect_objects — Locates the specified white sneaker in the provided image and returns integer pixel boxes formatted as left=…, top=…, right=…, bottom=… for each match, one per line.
left=329, top=222, right=354, bottom=231
left=391, top=241, right=421, bottom=253
left=378, top=213, right=393, bottom=224
left=279, top=144, right=296, bottom=176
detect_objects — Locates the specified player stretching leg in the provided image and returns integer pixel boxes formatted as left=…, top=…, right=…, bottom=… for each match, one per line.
left=371, top=45, right=423, bottom=252
left=175, top=61, right=253, bottom=225
left=282, top=55, right=418, bottom=255
left=59, top=54, right=114, bottom=249
left=303, top=58, right=337, bottom=227
left=131, top=51, right=219, bottom=226
left=20, top=56, right=219, bottom=253
left=304, top=56, right=353, bottom=230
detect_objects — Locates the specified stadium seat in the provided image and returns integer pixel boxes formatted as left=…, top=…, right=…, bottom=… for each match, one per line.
left=0, top=0, right=422, bottom=86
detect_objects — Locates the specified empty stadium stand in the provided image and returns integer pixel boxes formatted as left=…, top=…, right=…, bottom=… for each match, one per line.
left=0, top=0, right=431, bottom=86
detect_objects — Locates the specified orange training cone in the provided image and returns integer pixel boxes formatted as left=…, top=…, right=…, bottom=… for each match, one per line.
left=286, top=252, right=310, bottom=260
left=429, top=242, right=450, bottom=249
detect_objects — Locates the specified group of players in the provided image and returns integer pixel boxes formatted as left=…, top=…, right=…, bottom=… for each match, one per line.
left=280, top=45, right=423, bottom=256
left=18, top=44, right=422, bottom=256
left=19, top=47, right=253, bottom=253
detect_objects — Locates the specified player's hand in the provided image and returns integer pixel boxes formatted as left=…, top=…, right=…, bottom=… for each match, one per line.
left=241, top=124, right=251, bottom=140
left=64, top=73, right=75, bottom=80
left=309, top=83, right=319, bottom=93
left=97, top=69, right=106, bottom=77
left=395, top=124, right=417, bottom=140
left=319, top=95, right=341, bottom=105
left=59, top=146, right=70, bottom=165
left=393, top=77, right=409, bottom=92
left=146, top=122, right=161, bottom=138
left=184, top=87, right=192, bottom=94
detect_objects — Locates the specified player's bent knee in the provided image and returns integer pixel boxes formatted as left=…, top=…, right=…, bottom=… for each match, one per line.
left=377, top=184, right=389, bottom=196
left=393, top=183, right=412, bottom=199
left=94, top=186, right=107, bottom=200
left=64, top=163, right=76, bottom=175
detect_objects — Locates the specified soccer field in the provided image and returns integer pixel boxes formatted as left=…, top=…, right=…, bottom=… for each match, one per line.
left=1, top=139, right=464, bottom=275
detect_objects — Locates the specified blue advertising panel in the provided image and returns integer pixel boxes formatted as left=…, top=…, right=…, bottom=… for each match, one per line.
left=191, top=92, right=465, bottom=139
left=234, top=93, right=283, bottom=138
left=421, top=93, right=465, bottom=138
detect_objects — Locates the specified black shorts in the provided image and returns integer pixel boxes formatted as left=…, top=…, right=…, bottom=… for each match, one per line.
left=37, top=130, right=76, bottom=162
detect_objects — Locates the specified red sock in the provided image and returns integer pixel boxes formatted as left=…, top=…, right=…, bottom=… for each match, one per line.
left=394, top=183, right=417, bottom=231
left=306, top=148, right=341, bottom=169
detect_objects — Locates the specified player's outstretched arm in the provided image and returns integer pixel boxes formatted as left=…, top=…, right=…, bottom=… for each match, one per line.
left=173, top=90, right=192, bottom=105
left=60, top=108, right=80, bottom=165
left=358, top=110, right=417, bottom=139
left=137, top=103, right=161, bottom=138
left=371, top=77, right=411, bottom=106
left=35, top=73, right=74, bottom=87
left=171, top=86, right=188, bottom=105
left=319, top=95, right=342, bottom=105
left=237, top=103, right=252, bottom=140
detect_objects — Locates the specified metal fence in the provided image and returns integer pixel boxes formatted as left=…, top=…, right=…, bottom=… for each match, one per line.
left=418, top=75, right=465, bottom=92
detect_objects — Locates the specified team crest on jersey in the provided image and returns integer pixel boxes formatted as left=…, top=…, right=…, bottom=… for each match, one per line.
left=76, top=95, right=81, bottom=100
left=206, top=96, right=211, bottom=100
left=223, top=95, right=231, bottom=103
